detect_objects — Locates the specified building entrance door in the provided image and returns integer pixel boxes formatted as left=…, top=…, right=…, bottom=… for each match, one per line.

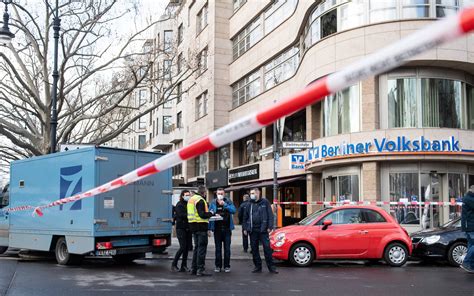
left=420, top=173, right=442, bottom=229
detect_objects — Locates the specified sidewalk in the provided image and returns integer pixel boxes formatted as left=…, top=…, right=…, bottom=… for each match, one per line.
left=153, top=225, right=254, bottom=260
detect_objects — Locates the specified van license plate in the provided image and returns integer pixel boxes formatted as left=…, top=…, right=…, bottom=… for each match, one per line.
left=96, top=250, right=117, bottom=256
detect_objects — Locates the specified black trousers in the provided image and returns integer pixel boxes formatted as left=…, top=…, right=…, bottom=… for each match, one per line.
left=191, top=231, right=208, bottom=272
left=214, top=228, right=231, bottom=269
left=242, top=228, right=249, bottom=251
left=250, top=231, right=275, bottom=271
left=172, top=228, right=192, bottom=268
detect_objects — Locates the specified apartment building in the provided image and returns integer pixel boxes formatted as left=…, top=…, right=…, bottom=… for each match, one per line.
left=122, top=0, right=474, bottom=230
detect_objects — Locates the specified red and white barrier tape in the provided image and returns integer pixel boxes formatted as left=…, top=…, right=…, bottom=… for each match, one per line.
left=275, top=201, right=464, bottom=207
left=4, top=6, right=474, bottom=216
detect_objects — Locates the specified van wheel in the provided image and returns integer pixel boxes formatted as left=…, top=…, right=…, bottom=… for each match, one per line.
left=447, top=242, right=468, bottom=267
left=384, top=242, right=408, bottom=267
left=55, top=237, right=81, bottom=265
left=289, top=243, right=314, bottom=267
left=113, top=254, right=143, bottom=264
left=0, top=246, right=7, bottom=254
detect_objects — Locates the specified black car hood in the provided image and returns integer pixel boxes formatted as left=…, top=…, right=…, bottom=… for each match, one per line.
left=411, top=227, right=460, bottom=238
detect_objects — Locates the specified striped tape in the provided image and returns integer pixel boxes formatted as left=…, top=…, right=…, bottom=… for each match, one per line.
left=3, top=6, right=474, bottom=216
left=275, top=201, right=464, bottom=207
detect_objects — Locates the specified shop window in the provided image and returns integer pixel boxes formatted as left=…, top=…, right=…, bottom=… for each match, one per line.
left=238, top=133, right=262, bottom=165
left=195, top=153, right=208, bottom=176
left=323, top=84, right=360, bottom=136
left=324, top=174, right=360, bottom=202
left=421, top=78, right=462, bottom=128
left=388, top=78, right=417, bottom=128
left=216, top=145, right=231, bottom=169
left=448, top=173, right=466, bottom=220
left=420, top=173, right=441, bottom=229
left=389, top=172, right=419, bottom=225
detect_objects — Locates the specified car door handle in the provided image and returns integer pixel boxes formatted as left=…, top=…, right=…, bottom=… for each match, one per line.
left=359, top=230, right=369, bottom=234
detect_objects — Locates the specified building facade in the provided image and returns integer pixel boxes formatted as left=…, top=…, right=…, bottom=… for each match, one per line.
left=121, top=0, right=474, bottom=231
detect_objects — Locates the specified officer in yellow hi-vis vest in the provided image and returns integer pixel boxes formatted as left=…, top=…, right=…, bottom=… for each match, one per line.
left=188, top=185, right=216, bottom=276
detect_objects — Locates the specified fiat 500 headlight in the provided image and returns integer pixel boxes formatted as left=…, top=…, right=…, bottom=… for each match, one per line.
left=423, top=235, right=441, bottom=245
left=274, top=233, right=286, bottom=247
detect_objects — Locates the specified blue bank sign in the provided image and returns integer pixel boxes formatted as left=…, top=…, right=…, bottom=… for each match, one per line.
left=308, top=136, right=460, bottom=161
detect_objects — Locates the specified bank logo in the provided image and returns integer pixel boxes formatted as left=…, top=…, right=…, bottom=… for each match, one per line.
left=308, top=147, right=320, bottom=161
left=60, top=165, right=83, bottom=211
left=290, top=154, right=305, bottom=170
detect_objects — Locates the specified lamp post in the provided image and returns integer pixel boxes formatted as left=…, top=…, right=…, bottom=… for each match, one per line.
left=0, top=0, right=14, bottom=46
left=0, top=0, right=60, bottom=153
left=50, top=0, right=60, bottom=153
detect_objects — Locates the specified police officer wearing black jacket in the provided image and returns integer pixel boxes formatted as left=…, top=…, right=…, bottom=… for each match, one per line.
left=242, top=188, right=278, bottom=274
left=171, top=190, right=192, bottom=272
left=461, top=185, right=474, bottom=273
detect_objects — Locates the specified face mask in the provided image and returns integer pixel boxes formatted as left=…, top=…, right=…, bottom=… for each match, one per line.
left=217, top=194, right=224, bottom=199
left=250, top=194, right=256, bottom=200
left=184, top=196, right=190, bottom=201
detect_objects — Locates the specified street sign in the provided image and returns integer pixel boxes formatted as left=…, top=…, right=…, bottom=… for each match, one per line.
left=60, top=144, right=94, bottom=152
left=274, top=152, right=280, bottom=173
left=289, top=154, right=305, bottom=170
left=282, top=141, right=313, bottom=149
left=259, top=145, right=274, bottom=157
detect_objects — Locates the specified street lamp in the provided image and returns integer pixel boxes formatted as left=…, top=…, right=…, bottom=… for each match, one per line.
left=0, top=0, right=14, bottom=46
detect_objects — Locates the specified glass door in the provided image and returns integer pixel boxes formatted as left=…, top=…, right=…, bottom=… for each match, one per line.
left=420, top=173, right=442, bottom=229
left=323, top=175, right=359, bottom=203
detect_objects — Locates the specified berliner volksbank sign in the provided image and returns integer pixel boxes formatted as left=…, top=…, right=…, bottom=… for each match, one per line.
left=308, top=136, right=460, bottom=161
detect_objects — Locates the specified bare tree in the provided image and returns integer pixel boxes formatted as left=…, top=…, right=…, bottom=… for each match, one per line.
left=0, top=0, right=199, bottom=162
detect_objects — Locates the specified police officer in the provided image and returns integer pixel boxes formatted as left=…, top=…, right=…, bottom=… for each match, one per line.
left=188, top=185, right=216, bottom=276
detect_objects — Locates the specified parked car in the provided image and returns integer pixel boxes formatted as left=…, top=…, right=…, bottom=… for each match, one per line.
left=270, top=206, right=412, bottom=267
left=410, top=218, right=467, bottom=266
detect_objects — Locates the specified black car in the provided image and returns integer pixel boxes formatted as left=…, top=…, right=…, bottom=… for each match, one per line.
left=411, top=218, right=467, bottom=266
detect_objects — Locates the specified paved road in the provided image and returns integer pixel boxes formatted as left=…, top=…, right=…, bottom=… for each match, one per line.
left=1, top=252, right=474, bottom=296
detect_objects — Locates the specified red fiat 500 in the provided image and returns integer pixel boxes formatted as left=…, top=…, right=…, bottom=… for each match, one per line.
left=270, top=206, right=412, bottom=267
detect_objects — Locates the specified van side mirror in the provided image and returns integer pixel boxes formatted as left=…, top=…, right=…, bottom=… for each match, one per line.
left=322, top=219, right=332, bottom=230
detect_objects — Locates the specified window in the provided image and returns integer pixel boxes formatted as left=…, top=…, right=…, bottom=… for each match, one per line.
left=388, top=78, right=417, bottom=128
left=448, top=173, right=466, bottom=220
left=177, top=24, right=183, bottom=45
left=163, top=60, right=171, bottom=80
left=323, top=84, right=360, bottom=136
left=320, top=209, right=363, bottom=225
left=436, top=0, right=460, bottom=17
left=216, top=145, right=231, bottom=169
left=280, top=110, right=306, bottom=156
left=264, top=47, right=299, bottom=90
left=320, top=8, right=337, bottom=38
left=138, top=135, right=146, bottom=149
left=402, top=0, right=430, bottom=18
left=468, top=85, right=474, bottom=129
left=389, top=172, right=419, bottom=224
left=177, top=53, right=183, bottom=73
left=195, top=153, right=208, bottom=176
left=238, top=132, right=262, bottom=165
left=362, top=209, right=387, bottom=223
left=164, top=30, right=173, bottom=53
left=164, top=98, right=173, bottom=108
left=138, top=116, right=146, bottom=130
left=232, top=18, right=263, bottom=60
left=196, top=91, right=208, bottom=119
left=264, top=0, right=297, bottom=35
left=177, top=111, right=183, bottom=128
left=340, top=0, right=365, bottom=31
left=197, top=3, right=208, bottom=33
left=233, top=0, right=247, bottom=11
left=369, top=0, right=397, bottom=23
left=163, top=116, right=172, bottom=134
left=149, top=112, right=152, bottom=126
left=173, top=164, right=183, bottom=178
left=138, top=89, right=147, bottom=106
left=176, top=82, right=183, bottom=103
left=0, top=185, right=9, bottom=208
left=338, top=175, right=360, bottom=202
left=232, top=71, right=260, bottom=108
left=421, top=78, right=462, bottom=128
left=198, top=47, right=208, bottom=74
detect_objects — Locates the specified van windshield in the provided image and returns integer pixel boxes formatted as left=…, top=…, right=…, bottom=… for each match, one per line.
left=297, top=208, right=332, bottom=226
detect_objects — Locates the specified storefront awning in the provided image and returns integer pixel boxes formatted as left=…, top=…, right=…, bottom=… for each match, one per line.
left=225, top=175, right=306, bottom=192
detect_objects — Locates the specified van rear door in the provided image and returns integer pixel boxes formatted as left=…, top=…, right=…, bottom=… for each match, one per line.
left=96, top=150, right=137, bottom=232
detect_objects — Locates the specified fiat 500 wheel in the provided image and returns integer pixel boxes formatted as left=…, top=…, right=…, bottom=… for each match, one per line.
left=289, top=243, right=314, bottom=267
left=384, top=242, right=408, bottom=267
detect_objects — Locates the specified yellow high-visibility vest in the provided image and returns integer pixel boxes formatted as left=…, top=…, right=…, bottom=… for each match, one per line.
left=187, top=194, right=209, bottom=224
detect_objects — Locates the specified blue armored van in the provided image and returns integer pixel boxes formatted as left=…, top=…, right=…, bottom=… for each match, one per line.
left=0, top=147, right=172, bottom=265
